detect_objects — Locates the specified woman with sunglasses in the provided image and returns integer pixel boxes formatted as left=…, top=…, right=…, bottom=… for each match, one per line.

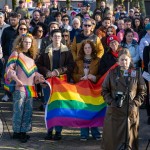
left=62, top=29, right=71, bottom=49
left=32, top=25, right=44, bottom=54
left=16, top=23, right=28, bottom=36
left=5, top=34, right=45, bottom=143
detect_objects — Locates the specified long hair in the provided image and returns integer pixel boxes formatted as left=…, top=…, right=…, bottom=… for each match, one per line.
left=16, top=23, right=29, bottom=36
left=78, top=40, right=97, bottom=60
left=12, top=33, right=38, bottom=60
left=121, top=28, right=134, bottom=44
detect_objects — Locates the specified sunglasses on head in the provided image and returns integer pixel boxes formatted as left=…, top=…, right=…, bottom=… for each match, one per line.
left=19, top=28, right=27, bottom=31
left=84, top=24, right=92, bottom=27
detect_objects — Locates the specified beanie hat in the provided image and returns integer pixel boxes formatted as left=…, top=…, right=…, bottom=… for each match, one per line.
left=145, top=23, right=150, bottom=31
left=107, top=35, right=119, bottom=45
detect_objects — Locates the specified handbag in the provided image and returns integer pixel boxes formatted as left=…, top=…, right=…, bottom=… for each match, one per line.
left=4, top=53, right=19, bottom=93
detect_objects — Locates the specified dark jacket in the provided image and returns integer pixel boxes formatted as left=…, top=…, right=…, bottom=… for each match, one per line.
left=36, top=43, right=74, bottom=81
left=1, top=26, right=17, bottom=57
left=143, top=45, right=150, bottom=72
left=70, top=28, right=81, bottom=43
left=98, top=51, right=118, bottom=77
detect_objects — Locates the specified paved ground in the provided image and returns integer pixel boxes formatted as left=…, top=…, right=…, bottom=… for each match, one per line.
left=0, top=88, right=149, bottom=150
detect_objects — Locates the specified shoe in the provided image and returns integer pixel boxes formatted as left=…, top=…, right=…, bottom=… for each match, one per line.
left=1, top=94, right=9, bottom=102
left=20, top=132, right=30, bottom=143
left=148, top=117, right=150, bottom=125
left=12, top=132, right=21, bottom=139
left=95, top=137, right=102, bottom=141
left=80, top=137, right=87, bottom=141
left=53, top=132, right=62, bottom=140
left=44, top=131, right=53, bottom=140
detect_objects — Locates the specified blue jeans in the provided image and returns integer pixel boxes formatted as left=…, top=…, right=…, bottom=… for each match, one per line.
left=12, top=90, right=33, bottom=133
left=80, top=127, right=100, bottom=139
left=43, top=85, right=62, bottom=134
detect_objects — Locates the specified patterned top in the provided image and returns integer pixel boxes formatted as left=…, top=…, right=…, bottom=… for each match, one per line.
left=5, top=51, right=42, bottom=92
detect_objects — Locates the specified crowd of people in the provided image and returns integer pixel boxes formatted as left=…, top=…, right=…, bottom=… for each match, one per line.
left=0, top=0, right=149, bottom=149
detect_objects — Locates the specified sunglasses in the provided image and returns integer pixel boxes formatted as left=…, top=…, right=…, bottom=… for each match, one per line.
left=63, top=19, right=69, bottom=21
left=63, top=34, right=69, bottom=37
left=19, top=28, right=27, bottom=31
left=37, top=30, right=43, bottom=33
left=84, top=24, right=92, bottom=27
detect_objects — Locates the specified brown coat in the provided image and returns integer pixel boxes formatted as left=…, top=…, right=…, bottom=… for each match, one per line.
left=36, top=43, right=74, bottom=79
left=72, top=57, right=100, bottom=83
left=101, top=66, right=147, bottom=150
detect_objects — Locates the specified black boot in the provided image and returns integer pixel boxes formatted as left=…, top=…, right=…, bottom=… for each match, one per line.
left=53, top=132, right=62, bottom=140
left=12, top=132, right=21, bottom=139
left=45, top=131, right=53, bottom=140
left=20, top=132, right=30, bottom=143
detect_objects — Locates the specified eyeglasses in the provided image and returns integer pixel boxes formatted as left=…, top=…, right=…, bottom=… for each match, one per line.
left=23, top=41, right=32, bottom=44
left=63, top=19, right=69, bottom=21
left=83, top=24, right=92, bottom=27
left=37, top=30, right=43, bottom=33
left=19, top=28, right=27, bottom=31
left=63, top=34, right=69, bottom=37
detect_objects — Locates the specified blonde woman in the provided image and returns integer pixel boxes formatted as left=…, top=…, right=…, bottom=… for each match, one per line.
left=5, top=34, right=45, bottom=143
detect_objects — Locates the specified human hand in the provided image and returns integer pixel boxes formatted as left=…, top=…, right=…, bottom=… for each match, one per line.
left=87, top=74, right=96, bottom=82
left=35, top=76, right=45, bottom=84
left=46, top=71, right=52, bottom=78
left=51, top=71, right=58, bottom=77
left=80, top=75, right=88, bottom=80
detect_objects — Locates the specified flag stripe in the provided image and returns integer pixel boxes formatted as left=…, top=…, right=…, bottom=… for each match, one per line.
left=50, top=92, right=104, bottom=105
left=46, top=107, right=106, bottom=120
left=46, top=117, right=105, bottom=128
left=47, top=100, right=106, bottom=112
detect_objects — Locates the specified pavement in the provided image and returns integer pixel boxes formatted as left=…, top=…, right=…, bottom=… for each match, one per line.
left=0, top=87, right=149, bottom=150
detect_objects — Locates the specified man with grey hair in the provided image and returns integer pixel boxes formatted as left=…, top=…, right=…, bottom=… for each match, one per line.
left=70, top=17, right=81, bottom=42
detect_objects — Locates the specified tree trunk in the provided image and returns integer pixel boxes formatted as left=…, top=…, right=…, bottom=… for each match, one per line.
left=139, top=0, right=146, bottom=16
left=66, top=0, right=71, bottom=10
left=12, top=0, right=17, bottom=10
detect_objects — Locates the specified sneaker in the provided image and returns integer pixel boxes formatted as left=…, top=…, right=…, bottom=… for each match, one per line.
left=12, top=132, right=21, bottom=139
left=95, top=137, right=102, bottom=141
left=80, top=137, right=87, bottom=141
left=45, top=131, right=53, bottom=140
left=20, top=132, right=30, bottom=143
left=1, top=94, right=9, bottom=102
left=53, top=132, right=62, bottom=140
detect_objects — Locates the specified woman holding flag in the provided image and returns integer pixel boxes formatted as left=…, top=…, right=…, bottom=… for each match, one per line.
left=5, top=33, right=45, bottom=143
left=72, top=40, right=101, bottom=141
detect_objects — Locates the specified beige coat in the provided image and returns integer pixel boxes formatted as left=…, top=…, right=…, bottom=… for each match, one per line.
left=101, top=66, right=147, bottom=150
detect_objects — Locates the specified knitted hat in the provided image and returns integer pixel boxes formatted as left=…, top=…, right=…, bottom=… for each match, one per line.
left=107, top=35, right=119, bottom=45
left=145, top=23, right=150, bottom=31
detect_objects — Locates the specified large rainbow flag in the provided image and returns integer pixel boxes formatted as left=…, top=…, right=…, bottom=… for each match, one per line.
left=45, top=64, right=118, bottom=128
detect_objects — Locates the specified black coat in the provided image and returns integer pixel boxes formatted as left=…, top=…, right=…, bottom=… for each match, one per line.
left=98, top=51, right=118, bottom=77
left=1, top=26, right=17, bottom=57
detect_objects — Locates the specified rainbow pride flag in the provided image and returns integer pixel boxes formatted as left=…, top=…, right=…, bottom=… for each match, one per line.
left=45, top=63, right=118, bottom=128
left=24, top=85, right=37, bottom=98
left=45, top=78, right=106, bottom=128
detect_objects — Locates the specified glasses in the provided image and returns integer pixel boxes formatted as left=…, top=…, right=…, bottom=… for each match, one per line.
left=83, top=24, right=92, bottom=27
left=19, top=28, right=27, bottom=31
left=63, top=34, right=69, bottom=37
left=63, top=19, right=69, bottom=21
left=37, top=30, right=43, bottom=33
left=23, top=41, right=32, bottom=44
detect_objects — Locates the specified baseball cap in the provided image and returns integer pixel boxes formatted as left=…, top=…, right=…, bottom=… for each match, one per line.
left=107, top=35, right=119, bottom=46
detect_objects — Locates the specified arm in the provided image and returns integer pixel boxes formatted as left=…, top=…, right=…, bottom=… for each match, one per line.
left=96, top=37, right=104, bottom=58
left=102, top=72, right=114, bottom=105
left=132, top=45, right=140, bottom=64
left=71, top=37, right=77, bottom=60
